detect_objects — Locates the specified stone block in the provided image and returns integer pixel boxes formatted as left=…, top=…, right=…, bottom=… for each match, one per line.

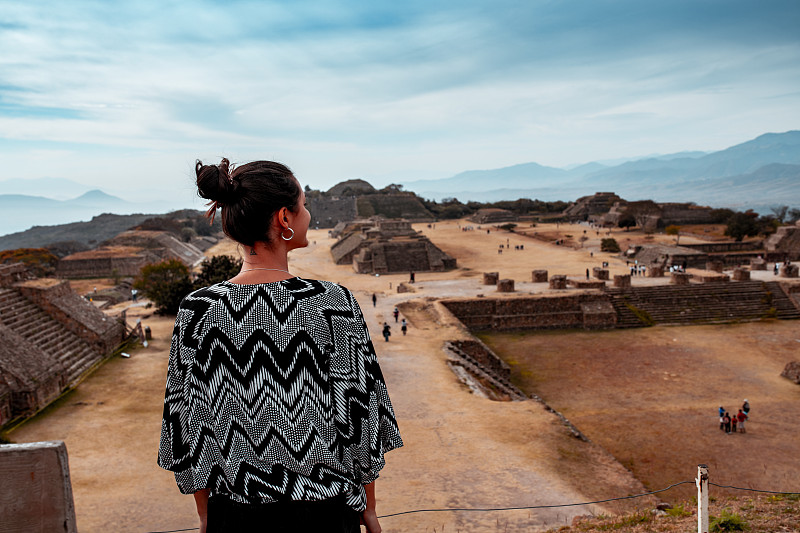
left=750, top=257, right=767, bottom=270
left=549, top=275, right=567, bottom=290
left=732, top=268, right=751, bottom=281
left=496, top=279, right=515, bottom=292
left=781, top=361, right=800, bottom=384
left=592, top=267, right=609, bottom=280
left=647, top=266, right=664, bottom=277
left=397, top=283, right=415, bottom=294
left=483, top=272, right=499, bottom=285
left=706, top=260, right=725, bottom=273
left=531, top=270, right=548, bottom=283
left=671, top=272, right=691, bottom=285
left=780, top=264, right=799, bottom=278
left=0, top=441, right=77, bottom=533
left=613, top=274, right=631, bottom=288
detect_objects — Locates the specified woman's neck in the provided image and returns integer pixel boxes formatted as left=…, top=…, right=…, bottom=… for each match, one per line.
left=229, top=242, right=294, bottom=284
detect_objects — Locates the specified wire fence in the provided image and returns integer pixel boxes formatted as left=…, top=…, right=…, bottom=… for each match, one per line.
left=145, top=480, right=800, bottom=533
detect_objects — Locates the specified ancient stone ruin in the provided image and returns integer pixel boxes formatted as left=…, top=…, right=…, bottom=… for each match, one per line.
left=563, top=192, right=623, bottom=222
left=531, top=270, right=548, bottom=283
left=496, top=279, right=515, bottom=292
left=468, top=208, right=518, bottom=224
left=0, top=263, right=124, bottom=426
left=483, top=272, right=499, bottom=285
left=330, top=218, right=456, bottom=274
left=56, top=230, right=204, bottom=279
left=765, top=221, right=800, bottom=261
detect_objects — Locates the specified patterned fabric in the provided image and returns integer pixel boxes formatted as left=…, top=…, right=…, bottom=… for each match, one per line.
left=158, top=278, right=403, bottom=512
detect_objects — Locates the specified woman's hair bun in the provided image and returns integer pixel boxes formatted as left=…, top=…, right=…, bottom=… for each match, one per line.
left=196, top=158, right=241, bottom=205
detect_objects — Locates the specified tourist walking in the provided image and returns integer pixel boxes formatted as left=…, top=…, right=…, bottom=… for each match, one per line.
left=742, top=399, right=750, bottom=416
left=372, top=293, right=377, bottom=307
left=393, top=307, right=399, bottom=323
left=382, top=322, right=391, bottom=342
left=401, top=318, right=407, bottom=336
left=731, top=415, right=738, bottom=433
left=158, top=158, right=402, bottom=533
left=723, top=412, right=732, bottom=433
left=718, top=406, right=725, bottom=430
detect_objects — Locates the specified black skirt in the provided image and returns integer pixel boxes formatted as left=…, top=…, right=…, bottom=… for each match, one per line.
left=207, top=494, right=360, bottom=533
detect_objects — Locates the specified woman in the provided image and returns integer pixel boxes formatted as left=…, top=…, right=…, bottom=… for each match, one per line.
left=158, top=159, right=403, bottom=533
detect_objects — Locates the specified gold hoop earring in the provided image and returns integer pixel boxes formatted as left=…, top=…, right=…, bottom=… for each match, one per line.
left=281, top=227, right=294, bottom=241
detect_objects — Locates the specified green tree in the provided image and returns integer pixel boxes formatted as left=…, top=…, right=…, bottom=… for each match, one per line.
left=724, top=211, right=760, bottom=242
left=618, top=214, right=636, bottom=230
left=789, top=208, right=800, bottom=224
left=194, top=255, right=243, bottom=288
left=133, top=259, right=193, bottom=315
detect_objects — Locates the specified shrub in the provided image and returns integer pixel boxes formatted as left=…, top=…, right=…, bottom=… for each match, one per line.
left=666, top=503, right=692, bottom=517
left=133, top=259, right=193, bottom=315
left=601, top=238, right=620, bottom=253
left=194, top=255, right=243, bottom=288
left=0, top=248, right=59, bottom=277
left=710, top=509, right=747, bottom=531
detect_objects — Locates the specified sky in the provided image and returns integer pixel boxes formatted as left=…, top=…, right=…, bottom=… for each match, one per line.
left=1, top=0, right=799, bottom=206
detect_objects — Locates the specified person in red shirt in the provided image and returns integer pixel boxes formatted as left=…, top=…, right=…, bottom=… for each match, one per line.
left=737, top=409, right=748, bottom=433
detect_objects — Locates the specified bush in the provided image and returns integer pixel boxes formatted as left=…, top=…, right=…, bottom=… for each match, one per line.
left=194, top=255, right=242, bottom=288
left=600, top=238, right=620, bottom=253
left=133, top=259, right=193, bottom=315
left=710, top=509, right=747, bottom=531
left=498, top=223, right=517, bottom=232
left=0, top=248, right=59, bottom=277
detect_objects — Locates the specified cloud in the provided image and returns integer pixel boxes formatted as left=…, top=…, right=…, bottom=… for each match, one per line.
left=0, top=0, right=798, bottom=195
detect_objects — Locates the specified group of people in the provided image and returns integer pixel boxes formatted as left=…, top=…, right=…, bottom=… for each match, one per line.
left=719, top=399, right=750, bottom=434
left=774, top=260, right=793, bottom=275
left=382, top=308, right=408, bottom=341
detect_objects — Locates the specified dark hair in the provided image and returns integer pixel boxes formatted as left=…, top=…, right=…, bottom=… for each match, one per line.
left=196, top=158, right=300, bottom=247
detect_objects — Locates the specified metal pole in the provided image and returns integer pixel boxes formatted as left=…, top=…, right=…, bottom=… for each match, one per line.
left=697, top=464, right=709, bottom=533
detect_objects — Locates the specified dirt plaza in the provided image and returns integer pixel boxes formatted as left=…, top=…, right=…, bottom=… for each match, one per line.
left=9, top=220, right=800, bottom=532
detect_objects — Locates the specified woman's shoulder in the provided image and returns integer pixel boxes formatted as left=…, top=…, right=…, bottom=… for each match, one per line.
left=178, top=282, right=232, bottom=313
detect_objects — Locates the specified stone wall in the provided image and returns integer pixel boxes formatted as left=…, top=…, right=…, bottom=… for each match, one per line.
left=447, top=339, right=512, bottom=382
left=680, top=242, right=763, bottom=253
left=56, top=254, right=148, bottom=278
left=441, top=293, right=617, bottom=331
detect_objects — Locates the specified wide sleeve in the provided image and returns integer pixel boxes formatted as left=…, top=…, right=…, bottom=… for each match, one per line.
left=340, top=289, right=403, bottom=485
left=157, top=305, right=199, bottom=494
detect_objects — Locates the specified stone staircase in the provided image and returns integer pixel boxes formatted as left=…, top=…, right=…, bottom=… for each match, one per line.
left=604, top=281, right=800, bottom=328
left=0, top=287, right=103, bottom=386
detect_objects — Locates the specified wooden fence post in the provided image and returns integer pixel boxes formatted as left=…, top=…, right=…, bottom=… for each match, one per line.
left=697, top=464, right=709, bottom=533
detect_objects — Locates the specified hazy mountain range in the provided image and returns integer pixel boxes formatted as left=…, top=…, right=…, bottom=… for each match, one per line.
left=402, top=131, right=800, bottom=212
left=1, top=130, right=798, bottom=238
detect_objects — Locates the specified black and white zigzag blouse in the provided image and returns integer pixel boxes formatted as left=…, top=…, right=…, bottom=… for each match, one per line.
left=158, top=278, right=403, bottom=512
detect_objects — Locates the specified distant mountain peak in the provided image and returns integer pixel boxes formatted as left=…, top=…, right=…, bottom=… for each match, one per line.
left=73, top=189, right=126, bottom=203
